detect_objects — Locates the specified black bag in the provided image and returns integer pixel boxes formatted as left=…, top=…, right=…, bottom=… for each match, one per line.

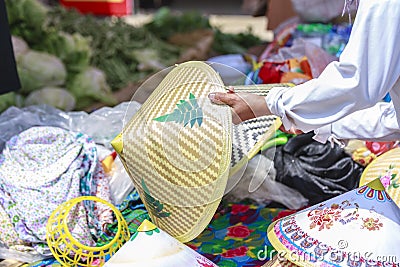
left=0, top=0, right=21, bottom=94
left=273, top=133, right=364, bottom=205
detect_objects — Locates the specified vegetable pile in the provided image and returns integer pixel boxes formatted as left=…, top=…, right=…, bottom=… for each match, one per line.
left=46, top=6, right=182, bottom=89
left=4, top=0, right=264, bottom=112
left=145, top=7, right=264, bottom=55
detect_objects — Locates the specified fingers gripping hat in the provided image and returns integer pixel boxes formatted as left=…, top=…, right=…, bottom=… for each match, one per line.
left=112, top=61, right=283, bottom=242
left=267, top=178, right=400, bottom=267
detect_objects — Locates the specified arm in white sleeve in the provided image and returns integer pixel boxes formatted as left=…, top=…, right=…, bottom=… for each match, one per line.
left=314, top=101, right=400, bottom=142
left=265, top=0, right=400, bottom=134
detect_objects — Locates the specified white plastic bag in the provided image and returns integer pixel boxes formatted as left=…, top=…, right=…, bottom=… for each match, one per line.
left=290, top=0, right=344, bottom=23
left=0, top=102, right=142, bottom=152
left=224, top=154, right=309, bottom=209
left=108, top=157, right=135, bottom=205
left=67, top=101, right=141, bottom=150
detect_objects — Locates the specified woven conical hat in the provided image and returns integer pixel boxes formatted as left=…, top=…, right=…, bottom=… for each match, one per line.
left=112, top=61, right=284, bottom=242
left=360, top=147, right=400, bottom=206
left=104, top=220, right=217, bottom=267
left=267, top=178, right=400, bottom=267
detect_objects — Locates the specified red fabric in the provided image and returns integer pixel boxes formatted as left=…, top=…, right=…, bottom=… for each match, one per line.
left=272, top=209, right=298, bottom=221
left=365, top=141, right=397, bottom=156
left=259, top=61, right=285, bottom=84
left=272, top=205, right=309, bottom=222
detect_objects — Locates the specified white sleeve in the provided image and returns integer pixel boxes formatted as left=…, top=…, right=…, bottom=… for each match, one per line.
left=265, top=0, right=400, bottom=136
left=313, top=101, right=400, bottom=142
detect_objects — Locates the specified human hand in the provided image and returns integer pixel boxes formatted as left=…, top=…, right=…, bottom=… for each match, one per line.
left=208, top=87, right=272, bottom=124
left=279, top=125, right=303, bottom=135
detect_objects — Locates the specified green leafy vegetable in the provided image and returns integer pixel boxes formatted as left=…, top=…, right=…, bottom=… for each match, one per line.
left=5, top=0, right=48, bottom=45
left=212, top=29, right=264, bottom=55
left=11, top=36, right=29, bottom=60
left=145, top=7, right=211, bottom=40
left=0, top=92, right=23, bottom=113
left=144, top=7, right=264, bottom=55
left=6, top=0, right=264, bottom=96
left=24, top=87, right=76, bottom=111
left=46, top=6, right=181, bottom=90
left=40, top=31, right=92, bottom=74
left=67, top=67, right=117, bottom=109
left=17, top=51, right=67, bottom=93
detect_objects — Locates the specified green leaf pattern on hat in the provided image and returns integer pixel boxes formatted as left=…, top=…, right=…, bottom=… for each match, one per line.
left=141, top=179, right=170, bottom=218
left=153, top=93, right=203, bottom=128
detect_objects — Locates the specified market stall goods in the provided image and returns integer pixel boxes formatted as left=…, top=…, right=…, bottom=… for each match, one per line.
left=360, top=147, right=400, bottom=207
left=273, top=132, right=364, bottom=205
left=112, top=61, right=282, bottom=243
left=46, top=196, right=130, bottom=267
left=267, top=178, right=400, bottom=267
left=104, top=220, right=217, bottom=267
left=0, top=126, right=113, bottom=259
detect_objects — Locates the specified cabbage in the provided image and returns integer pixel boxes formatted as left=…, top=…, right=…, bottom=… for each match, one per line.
left=132, top=49, right=166, bottom=72
left=17, top=51, right=67, bottom=93
left=6, top=0, right=48, bottom=45
left=5, top=0, right=47, bottom=27
left=25, top=87, right=76, bottom=111
left=11, top=36, right=29, bottom=60
left=68, top=67, right=117, bottom=109
left=0, top=92, right=24, bottom=113
left=42, top=31, right=92, bottom=74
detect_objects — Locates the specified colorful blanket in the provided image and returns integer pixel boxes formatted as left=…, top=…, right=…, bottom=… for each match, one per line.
left=27, top=192, right=282, bottom=267
left=187, top=202, right=282, bottom=267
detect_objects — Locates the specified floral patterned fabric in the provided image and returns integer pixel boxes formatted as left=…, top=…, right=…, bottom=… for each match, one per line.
left=0, top=204, right=24, bottom=248
left=187, top=202, right=283, bottom=267
left=0, top=126, right=113, bottom=255
left=28, top=190, right=150, bottom=267
left=96, top=190, right=150, bottom=247
left=268, top=180, right=400, bottom=267
left=27, top=196, right=283, bottom=267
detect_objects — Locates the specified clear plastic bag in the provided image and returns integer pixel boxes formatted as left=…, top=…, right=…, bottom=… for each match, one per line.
left=0, top=105, right=70, bottom=152
left=67, top=101, right=141, bottom=150
left=224, top=154, right=309, bottom=210
left=108, top=157, right=135, bottom=206
left=290, top=0, right=344, bottom=23
left=0, top=102, right=141, bottom=152
left=0, top=245, right=49, bottom=263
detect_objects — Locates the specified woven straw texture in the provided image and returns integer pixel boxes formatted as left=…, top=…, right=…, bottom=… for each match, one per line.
left=116, top=61, right=232, bottom=242
left=230, top=116, right=281, bottom=177
left=359, top=147, right=400, bottom=206
left=231, top=115, right=277, bottom=167
left=229, top=83, right=291, bottom=175
left=113, top=61, right=289, bottom=243
left=232, top=83, right=293, bottom=96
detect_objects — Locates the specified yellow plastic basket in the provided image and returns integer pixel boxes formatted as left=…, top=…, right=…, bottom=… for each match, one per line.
left=46, top=196, right=130, bottom=267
